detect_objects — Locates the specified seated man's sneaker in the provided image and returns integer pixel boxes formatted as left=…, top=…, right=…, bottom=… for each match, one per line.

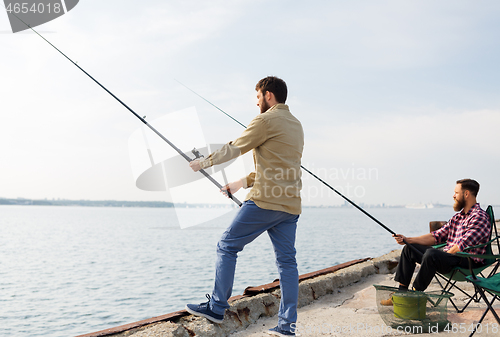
left=380, top=288, right=416, bottom=306
left=380, top=297, right=393, bottom=306
left=267, top=326, right=296, bottom=336
left=185, top=294, right=224, bottom=324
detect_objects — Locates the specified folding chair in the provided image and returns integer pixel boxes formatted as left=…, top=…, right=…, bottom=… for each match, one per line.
left=458, top=252, right=500, bottom=337
left=433, top=205, right=500, bottom=312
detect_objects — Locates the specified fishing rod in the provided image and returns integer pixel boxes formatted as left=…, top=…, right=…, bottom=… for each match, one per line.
left=176, top=80, right=423, bottom=253
left=12, top=15, right=242, bottom=207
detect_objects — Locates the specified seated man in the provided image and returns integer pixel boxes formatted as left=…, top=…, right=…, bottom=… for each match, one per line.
left=383, top=179, right=490, bottom=304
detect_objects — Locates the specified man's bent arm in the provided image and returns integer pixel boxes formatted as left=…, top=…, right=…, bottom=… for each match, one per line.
left=196, top=116, right=268, bottom=170
left=396, top=233, right=436, bottom=246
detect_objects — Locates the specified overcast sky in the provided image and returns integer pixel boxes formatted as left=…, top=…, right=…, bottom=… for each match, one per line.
left=1, top=0, right=499, bottom=207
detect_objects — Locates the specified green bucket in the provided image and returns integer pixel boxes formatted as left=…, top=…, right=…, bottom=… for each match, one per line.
left=393, top=292, right=427, bottom=320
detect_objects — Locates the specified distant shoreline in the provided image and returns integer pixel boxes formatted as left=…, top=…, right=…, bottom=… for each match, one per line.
left=0, top=198, right=174, bottom=208
left=0, top=197, right=458, bottom=209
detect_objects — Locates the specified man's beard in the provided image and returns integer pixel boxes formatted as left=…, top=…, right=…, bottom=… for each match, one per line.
left=453, top=197, right=466, bottom=212
left=260, top=99, right=270, bottom=113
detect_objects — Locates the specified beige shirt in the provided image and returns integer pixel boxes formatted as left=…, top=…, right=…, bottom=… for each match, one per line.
left=199, top=104, right=304, bottom=214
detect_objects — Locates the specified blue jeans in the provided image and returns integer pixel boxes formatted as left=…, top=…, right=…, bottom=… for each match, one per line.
left=209, top=200, right=299, bottom=332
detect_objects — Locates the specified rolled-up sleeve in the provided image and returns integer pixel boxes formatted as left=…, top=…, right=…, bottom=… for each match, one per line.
left=243, top=172, right=256, bottom=188
left=432, top=222, right=450, bottom=244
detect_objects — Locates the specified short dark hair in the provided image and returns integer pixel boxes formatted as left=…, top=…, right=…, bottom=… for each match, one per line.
left=456, top=179, right=480, bottom=197
left=255, top=76, right=287, bottom=103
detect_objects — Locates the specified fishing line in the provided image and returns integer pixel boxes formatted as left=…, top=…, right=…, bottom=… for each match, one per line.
left=10, top=13, right=242, bottom=207
left=176, top=80, right=424, bottom=254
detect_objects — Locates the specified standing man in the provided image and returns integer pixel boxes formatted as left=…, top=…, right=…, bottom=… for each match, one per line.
left=186, top=76, right=304, bottom=336
left=383, top=179, right=490, bottom=304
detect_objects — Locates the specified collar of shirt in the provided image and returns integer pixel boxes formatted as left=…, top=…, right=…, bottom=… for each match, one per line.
left=459, top=203, right=481, bottom=219
left=264, top=103, right=289, bottom=113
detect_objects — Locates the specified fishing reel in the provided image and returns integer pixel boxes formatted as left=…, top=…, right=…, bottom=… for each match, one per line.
left=191, top=148, right=204, bottom=160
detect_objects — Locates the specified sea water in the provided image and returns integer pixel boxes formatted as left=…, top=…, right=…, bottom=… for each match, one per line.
left=0, top=205, right=457, bottom=337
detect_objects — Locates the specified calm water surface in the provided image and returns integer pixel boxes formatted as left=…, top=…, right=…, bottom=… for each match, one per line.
left=0, top=205, right=457, bottom=336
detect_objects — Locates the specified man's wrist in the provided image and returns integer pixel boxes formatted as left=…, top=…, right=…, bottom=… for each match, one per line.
left=199, top=158, right=213, bottom=169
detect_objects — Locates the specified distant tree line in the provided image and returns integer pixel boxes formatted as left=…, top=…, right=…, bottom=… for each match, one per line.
left=0, top=198, right=174, bottom=208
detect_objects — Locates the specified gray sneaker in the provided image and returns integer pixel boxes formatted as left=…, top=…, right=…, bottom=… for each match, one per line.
left=185, top=294, right=224, bottom=324
left=267, top=326, right=295, bottom=336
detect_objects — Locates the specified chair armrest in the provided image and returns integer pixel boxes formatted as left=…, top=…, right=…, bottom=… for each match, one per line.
left=456, top=252, right=500, bottom=260
left=432, top=243, right=446, bottom=249
left=462, top=236, right=500, bottom=251
left=456, top=251, right=500, bottom=279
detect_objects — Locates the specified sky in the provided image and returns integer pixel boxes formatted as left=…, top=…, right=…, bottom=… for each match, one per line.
left=1, top=0, right=499, bottom=207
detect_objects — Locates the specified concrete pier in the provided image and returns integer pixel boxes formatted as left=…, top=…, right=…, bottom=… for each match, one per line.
left=77, top=249, right=500, bottom=337
left=78, top=251, right=400, bottom=337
